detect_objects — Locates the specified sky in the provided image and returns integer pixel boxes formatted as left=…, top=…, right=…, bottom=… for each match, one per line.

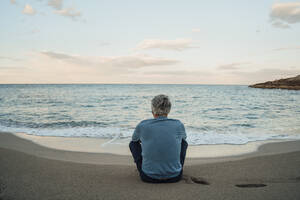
left=0, top=0, right=300, bottom=84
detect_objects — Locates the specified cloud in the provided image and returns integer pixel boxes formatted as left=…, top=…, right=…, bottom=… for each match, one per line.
left=41, top=51, right=74, bottom=60
left=270, top=2, right=300, bottom=28
left=0, top=51, right=179, bottom=83
left=48, top=0, right=63, bottom=10
left=102, top=55, right=179, bottom=68
left=10, top=0, right=16, bottom=4
left=46, top=0, right=82, bottom=20
left=136, top=39, right=197, bottom=51
left=40, top=51, right=179, bottom=69
left=217, top=62, right=251, bottom=70
left=144, top=70, right=213, bottom=76
left=273, top=46, right=300, bottom=51
left=54, top=7, right=81, bottom=20
left=5, top=52, right=299, bottom=84
left=192, top=28, right=201, bottom=33
left=40, top=51, right=93, bottom=66
left=232, top=68, right=300, bottom=84
left=0, top=66, right=25, bottom=70
left=22, top=4, right=36, bottom=15
left=271, top=21, right=290, bottom=29
left=0, top=56, right=22, bottom=62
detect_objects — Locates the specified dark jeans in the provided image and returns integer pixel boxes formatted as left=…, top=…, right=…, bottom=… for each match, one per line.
left=129, top=139, right=188, bottom=183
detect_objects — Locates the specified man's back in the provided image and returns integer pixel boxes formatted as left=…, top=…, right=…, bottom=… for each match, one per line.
left=132, top=116, right=187, bottom=179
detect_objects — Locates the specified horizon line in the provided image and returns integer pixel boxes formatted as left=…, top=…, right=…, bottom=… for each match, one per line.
left=0, top=83, right=249, bottom=86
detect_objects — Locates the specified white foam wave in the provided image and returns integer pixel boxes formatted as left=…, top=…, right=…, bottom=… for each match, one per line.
left=186, top=130, right=300, bottom=145
left=1, top=125, right=300, bottom=145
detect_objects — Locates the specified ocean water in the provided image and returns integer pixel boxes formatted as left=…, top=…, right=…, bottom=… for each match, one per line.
left=0, top=84, right=299, bottom=145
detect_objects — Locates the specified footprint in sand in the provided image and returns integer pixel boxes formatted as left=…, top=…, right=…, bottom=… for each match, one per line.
left=0, top=183, right=5, bottom=193
left=291, top=176, right=300, bottom=182
left=235, top=183, right=267, bottom=188
left=0, top=180, right=6, bottom=197
left=182, top=175, right=210, bottom=185
left=235, top=176, right=300, bottom=188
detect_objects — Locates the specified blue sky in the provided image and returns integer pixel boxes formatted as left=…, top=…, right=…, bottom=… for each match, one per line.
left=0, top=0, right=300, bottom=84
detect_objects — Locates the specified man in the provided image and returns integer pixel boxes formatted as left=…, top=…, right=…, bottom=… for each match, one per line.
left=129, top=94, right=188, bottom=183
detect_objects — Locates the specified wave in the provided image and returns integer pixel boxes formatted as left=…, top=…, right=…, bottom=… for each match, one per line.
left=231, top=123, right=255, bottom=128
left=80, top=105, right=95, bottom=108
left=0, top=119, right=109, bottom=129
left=1, top=124, right=300, bottom=145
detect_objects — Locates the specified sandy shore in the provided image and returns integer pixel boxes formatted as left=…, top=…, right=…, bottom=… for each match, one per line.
left=13, top=132, right=295, bottom=159
left=0, top=131, right=300, bottom=200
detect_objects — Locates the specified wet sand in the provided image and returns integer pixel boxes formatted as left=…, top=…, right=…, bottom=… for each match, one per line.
left=0, top=131, right=300, bottom=200
left=13, top=132, right=293, bottom=158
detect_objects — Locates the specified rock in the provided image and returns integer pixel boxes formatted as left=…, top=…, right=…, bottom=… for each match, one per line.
left=249, top=75, right=300, bottom=90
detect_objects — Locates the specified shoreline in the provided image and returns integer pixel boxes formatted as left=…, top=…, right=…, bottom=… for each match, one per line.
left=12, top=131, right=300, bottom=158
left=1, top=131, right=300, bottom=166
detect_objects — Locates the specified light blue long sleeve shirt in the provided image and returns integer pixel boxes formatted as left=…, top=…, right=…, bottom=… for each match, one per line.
left=132, top=116, right=187, bottom=179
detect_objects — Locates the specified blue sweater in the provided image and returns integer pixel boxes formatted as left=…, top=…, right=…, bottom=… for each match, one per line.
left=132, top=116, right=187, bottom=179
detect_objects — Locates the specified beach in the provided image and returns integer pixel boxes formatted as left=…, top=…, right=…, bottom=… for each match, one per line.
left=1, top=131, right=300, bottom=200
left=2, top=0, right=300, bottom=199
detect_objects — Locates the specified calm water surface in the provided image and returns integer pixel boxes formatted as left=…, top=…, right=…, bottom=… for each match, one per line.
left=0, top=84, right=299, bottom=145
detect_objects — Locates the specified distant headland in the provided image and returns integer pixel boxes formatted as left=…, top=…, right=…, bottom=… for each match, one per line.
left=249, top=75, right=300, bottom=90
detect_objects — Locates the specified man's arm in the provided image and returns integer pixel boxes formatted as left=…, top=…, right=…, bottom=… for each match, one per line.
left=180, top=123, right=187, bottom=141
left=132, top=123, right=141, bottom=142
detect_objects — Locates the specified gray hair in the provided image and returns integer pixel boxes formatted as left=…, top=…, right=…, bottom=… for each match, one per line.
left=151, top=94, right=171, bottom=116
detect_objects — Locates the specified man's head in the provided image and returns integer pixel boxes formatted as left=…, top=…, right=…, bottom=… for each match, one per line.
left=151, top=94, right=171, bottom=118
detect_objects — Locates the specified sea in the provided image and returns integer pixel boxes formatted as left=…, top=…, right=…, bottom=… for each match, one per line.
left=0, top=84, right=299, bottom=145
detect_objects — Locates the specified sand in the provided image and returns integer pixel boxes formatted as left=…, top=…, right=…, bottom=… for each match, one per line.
left=0, top=131, right=300, bottom=200
left=13, top=132, right=292, bottom=158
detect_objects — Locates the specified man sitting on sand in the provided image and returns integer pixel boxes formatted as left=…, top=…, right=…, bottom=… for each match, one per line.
left=129, top=94, right=188, bottom=183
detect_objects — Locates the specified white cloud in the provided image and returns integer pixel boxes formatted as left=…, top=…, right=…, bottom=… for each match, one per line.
left=41, top=51, right=74, bottom=60
left=270, top=2, right=300, bottom=28
left=271, top=21, right=290, bottom=29
left=0, top=56, right=22, bottom=62
left=0, top=51, right=179, bottom=83
left=4, top=52, right=298, bottom=84
left=22, top=4, right=36, bottom=15
left=54, top=7, right=81, bottom=20
left=48, top=0, right=63, bottom=10
left=46, top=0, right=82, bottom=20
left=136, top=38, right=197, bottom=51
left=192, top=28, right=201, bottom=33
left=40, top=51, right=179, bottom=69
left=217, top=62, right=251, bottom=70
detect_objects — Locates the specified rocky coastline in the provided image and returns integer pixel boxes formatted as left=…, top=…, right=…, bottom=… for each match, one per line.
left=249, top=75, right=300, bottom=90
